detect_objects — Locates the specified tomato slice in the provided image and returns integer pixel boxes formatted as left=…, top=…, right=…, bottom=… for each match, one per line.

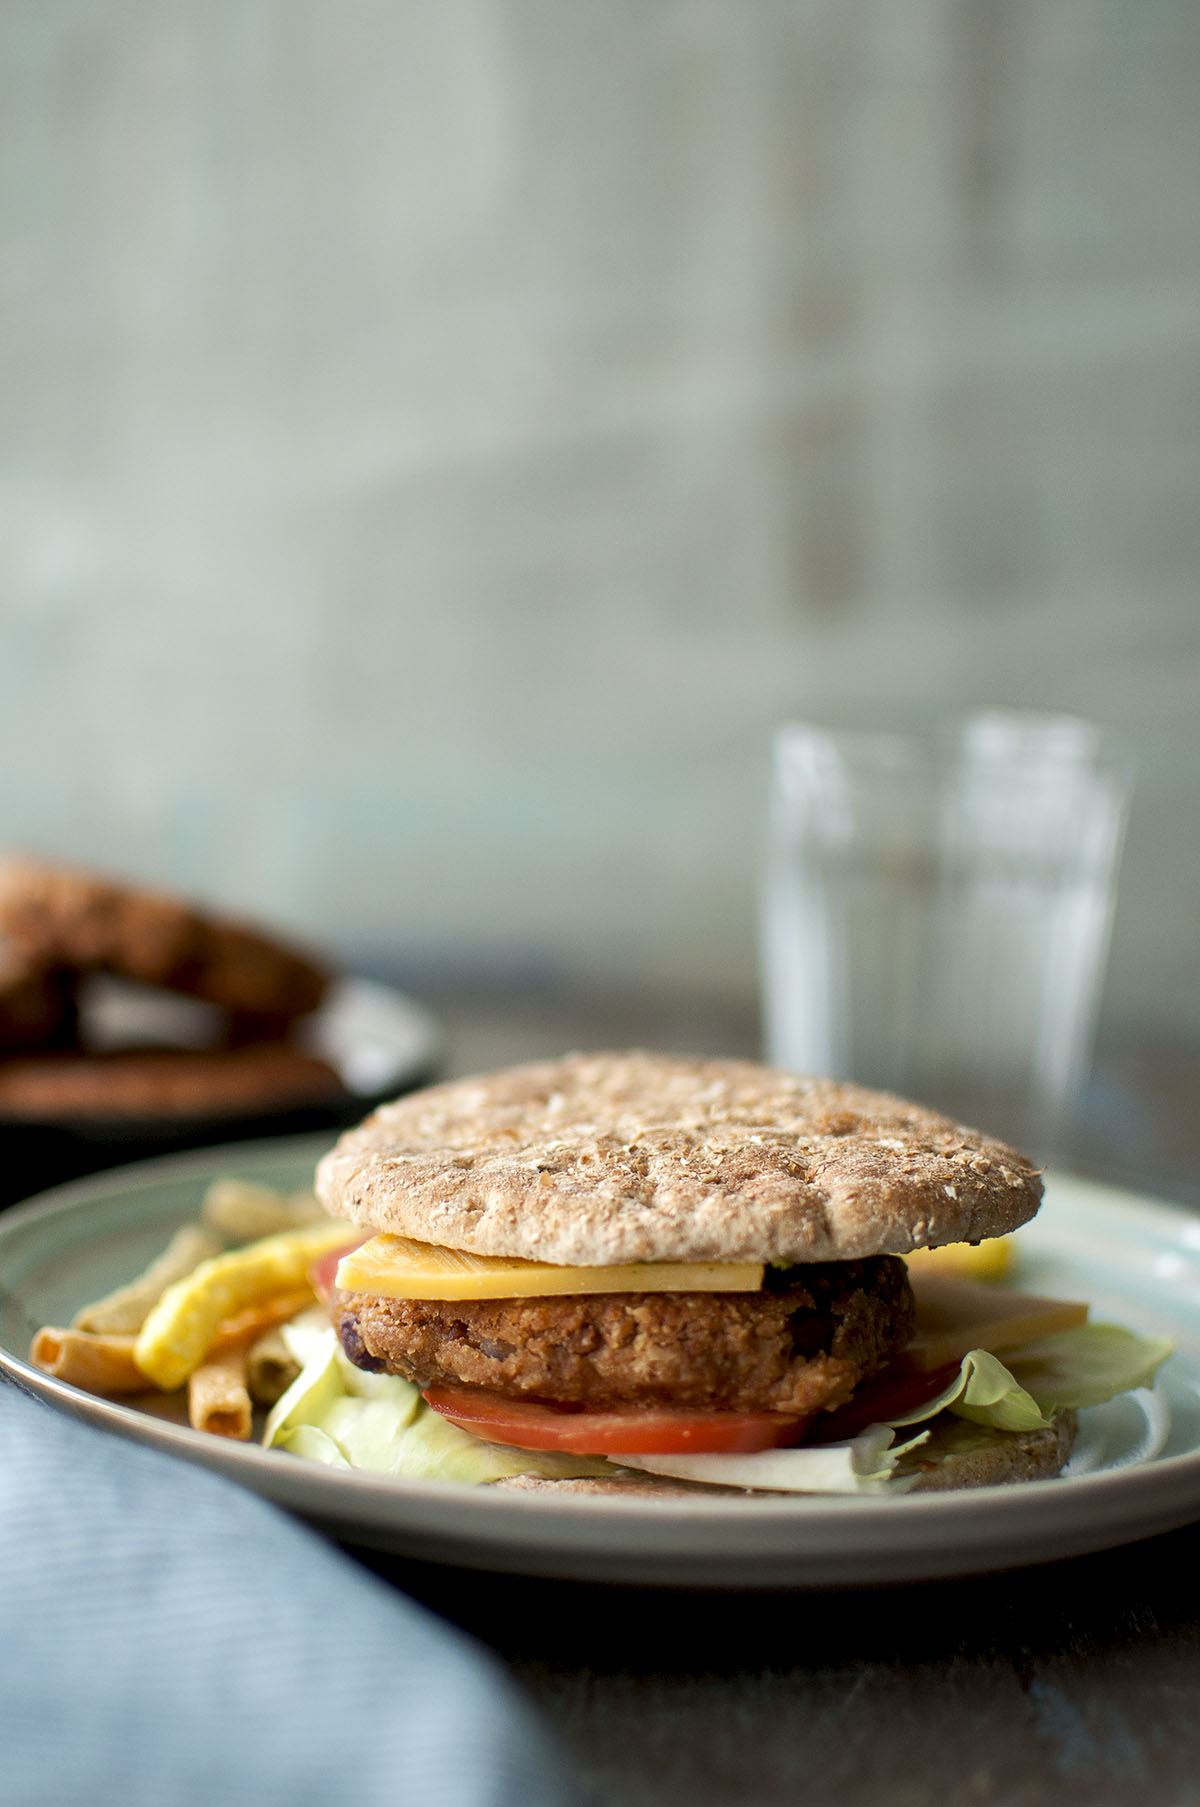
left=309, top=1238, right=366, bottom=1304
left=808, top=1359, right=963, bottom=1443
left=423, top=1385, right=806, bottom=1455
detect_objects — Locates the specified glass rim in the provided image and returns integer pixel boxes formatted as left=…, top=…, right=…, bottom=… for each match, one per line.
left=773, top=709, right=1134, bottom=788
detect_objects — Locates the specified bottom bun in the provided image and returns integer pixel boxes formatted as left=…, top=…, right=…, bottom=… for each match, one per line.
left=492, top=1411, right=1078, bottom=1500
left=894, top=1408, right=1077, bottom=1492
left=496, top=1470, right=738, bottom=1499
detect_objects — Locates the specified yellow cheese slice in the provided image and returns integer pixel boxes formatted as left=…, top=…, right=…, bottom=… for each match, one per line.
left=905, top=1271, right=1089, bottom=1372
left=903, top=1236, right=1015, bottom=1282
left=335, top=1233, right=764, bottom=1301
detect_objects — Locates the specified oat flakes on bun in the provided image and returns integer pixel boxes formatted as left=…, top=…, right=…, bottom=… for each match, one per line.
left=304, top=1050, right=1143, bottom=1495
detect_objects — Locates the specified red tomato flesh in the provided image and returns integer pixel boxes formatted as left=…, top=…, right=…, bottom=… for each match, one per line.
left=808, top=1359, right=962, bottom=1443
left=309, top=1239, right=366, bottom=1304
left=422, top=1385, right=807, bottom=1455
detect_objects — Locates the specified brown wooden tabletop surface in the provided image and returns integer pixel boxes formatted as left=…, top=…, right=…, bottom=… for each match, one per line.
left=345, top=984, right=1200, bottom=1807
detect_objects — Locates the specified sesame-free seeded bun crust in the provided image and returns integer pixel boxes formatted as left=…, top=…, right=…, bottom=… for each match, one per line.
left=315, top=1051, right=1042, bottom=1266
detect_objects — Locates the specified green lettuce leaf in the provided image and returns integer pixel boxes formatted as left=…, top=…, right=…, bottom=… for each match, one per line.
left=274, top=1424, right=352, bottom=1468
left=263, top=1330, right=612, bottom=1484
left=886, top=1323, right=1172, bottom=1433
left=1001, top=1323, right=1173, bottom=1412
left=888, top=1348, right=1051, bottom=1433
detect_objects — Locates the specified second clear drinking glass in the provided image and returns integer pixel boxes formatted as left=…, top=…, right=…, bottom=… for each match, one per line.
left=761, top=711, right=1132, bottom=1160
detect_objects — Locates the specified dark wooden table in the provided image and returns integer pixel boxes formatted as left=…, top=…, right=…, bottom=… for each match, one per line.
left=342, top=984, right=1200, bottom=1807
left=359, top=1529, right=1200, bottom=1807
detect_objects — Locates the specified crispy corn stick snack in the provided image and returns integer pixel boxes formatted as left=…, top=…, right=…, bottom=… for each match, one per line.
left=135, top=1221, right=353, bottom=1390
left=206, top=1289, right=315, bottom=1358
left=71, top=1224, right=223, bottom=1334
left=33, top=1287, right=313, bottom=1406
left=188, top=1347, right=253, bottom=1440
left=200, top=1178, right=329, bottom=1242
left=245, top=1326, right=301, bottom=1407
left=184, top=1292, right=316, bottom=1431
left=30, top=1328, right=147, bottom=1395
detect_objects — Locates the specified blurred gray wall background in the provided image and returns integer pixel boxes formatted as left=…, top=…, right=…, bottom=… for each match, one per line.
left=1, top=1, right=1197, bottom=1040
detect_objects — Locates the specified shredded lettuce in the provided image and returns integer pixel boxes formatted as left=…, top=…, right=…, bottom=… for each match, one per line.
left=274, top=1424, right=352, bottom=1468
left=619, top=1425, right=930, bottom=1495
left=279, top=1305, right=335, bottom=1370
left=263, top=1331, right=611, bottom=1483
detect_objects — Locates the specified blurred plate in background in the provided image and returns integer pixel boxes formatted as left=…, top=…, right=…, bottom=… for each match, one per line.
left=0, top=976, right=441, bottom=1210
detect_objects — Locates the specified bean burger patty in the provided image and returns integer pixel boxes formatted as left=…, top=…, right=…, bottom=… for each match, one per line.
left=332, top=1255, right=915, bottom=1418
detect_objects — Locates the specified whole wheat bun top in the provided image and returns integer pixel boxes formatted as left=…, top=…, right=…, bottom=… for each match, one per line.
left=314, top=1051, right=1042, bottom=1266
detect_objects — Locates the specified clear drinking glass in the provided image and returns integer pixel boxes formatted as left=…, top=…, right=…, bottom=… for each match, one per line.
left=761, top=711, right=1132, bottom=1159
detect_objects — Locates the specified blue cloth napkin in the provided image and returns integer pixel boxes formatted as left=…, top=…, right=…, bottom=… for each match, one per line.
left=0, top=1379, right=579, bottom=1807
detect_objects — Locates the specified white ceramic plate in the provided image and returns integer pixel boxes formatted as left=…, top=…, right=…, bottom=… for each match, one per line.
left=2, top=1138, right=1199, bottom=1589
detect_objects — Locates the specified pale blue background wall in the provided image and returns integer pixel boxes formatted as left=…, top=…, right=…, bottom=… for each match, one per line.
left=1, top=2, right=1197, bottom=1037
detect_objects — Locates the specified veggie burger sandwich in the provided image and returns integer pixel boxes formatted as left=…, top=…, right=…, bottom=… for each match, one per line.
left=300, top=1051, right=1168, bottom=1495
